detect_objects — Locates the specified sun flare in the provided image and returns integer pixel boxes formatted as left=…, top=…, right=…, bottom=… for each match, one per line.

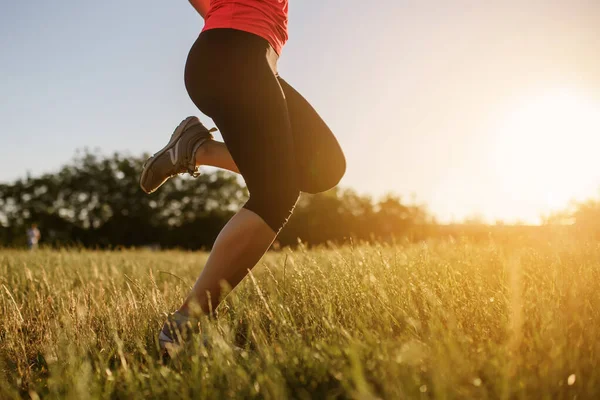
left=489, top=89, right=600, bottom=221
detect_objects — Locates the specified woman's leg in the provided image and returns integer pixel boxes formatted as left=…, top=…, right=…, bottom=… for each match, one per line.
left=192, top=81, right=346, bottom=194
left=178, top=29, right=299, bottom=315
left=174, top=79, right=346, bottom=316
left=190, top=78, right=345, bottom=193
left=178, top=208, right=275, bottom=315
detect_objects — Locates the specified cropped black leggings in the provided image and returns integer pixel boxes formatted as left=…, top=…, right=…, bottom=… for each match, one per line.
left=184, top=28, right=346, bottom=232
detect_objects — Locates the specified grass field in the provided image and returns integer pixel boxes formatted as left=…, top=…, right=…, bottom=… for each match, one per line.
left=1, top=237, right=600, bottom=399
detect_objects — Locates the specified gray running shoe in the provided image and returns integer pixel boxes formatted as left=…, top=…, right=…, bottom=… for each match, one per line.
left=140, top=116, right=216, bottom=194
left=159, top=311, right=200, bottom=356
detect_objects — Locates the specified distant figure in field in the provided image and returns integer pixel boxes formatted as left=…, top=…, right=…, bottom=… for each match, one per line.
left=26, top=224, right=41, bottom=250
left=139, top=0, right=346, bottom=353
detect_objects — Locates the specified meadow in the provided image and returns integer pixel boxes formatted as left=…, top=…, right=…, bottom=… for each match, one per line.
left=1, top=236, right=599, bottom=399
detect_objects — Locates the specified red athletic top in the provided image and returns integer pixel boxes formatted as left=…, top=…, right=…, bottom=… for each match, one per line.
left=202, top=0, right=289, bottom=55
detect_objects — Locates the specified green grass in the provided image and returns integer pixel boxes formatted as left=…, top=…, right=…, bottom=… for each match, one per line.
left=1, top=238, right=600, bottom=399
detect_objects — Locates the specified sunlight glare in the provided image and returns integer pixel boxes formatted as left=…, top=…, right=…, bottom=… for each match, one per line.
left=489, top=89, right=600, bottom=220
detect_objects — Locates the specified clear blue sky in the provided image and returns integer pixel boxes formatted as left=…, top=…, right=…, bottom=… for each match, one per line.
left=1, top=1, right=599, bottom=222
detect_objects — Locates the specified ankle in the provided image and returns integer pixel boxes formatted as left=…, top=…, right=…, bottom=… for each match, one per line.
left=194, top=140, right=212, bottom=166
left=176, top=302, right=190, bottom=316
left=177, top=302, right=204, bottom=319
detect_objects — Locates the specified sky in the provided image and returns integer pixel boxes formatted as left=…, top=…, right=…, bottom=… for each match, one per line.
left=1, top=0, right=599, bottom=223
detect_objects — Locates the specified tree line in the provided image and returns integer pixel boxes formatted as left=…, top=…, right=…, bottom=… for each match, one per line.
left=0, top=151, right=434, bottom=249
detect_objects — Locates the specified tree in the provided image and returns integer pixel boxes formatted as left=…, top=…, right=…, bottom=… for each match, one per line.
left=0, top=150, right=433, bottom=249
left=0, top=150, right=246, bottom=248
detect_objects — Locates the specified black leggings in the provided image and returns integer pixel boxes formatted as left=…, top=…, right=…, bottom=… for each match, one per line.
left=184, top=28, right=346, bottom=232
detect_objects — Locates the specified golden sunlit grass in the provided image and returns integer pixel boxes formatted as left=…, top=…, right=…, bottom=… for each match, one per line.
left=1, top=238, right=600, bottom=399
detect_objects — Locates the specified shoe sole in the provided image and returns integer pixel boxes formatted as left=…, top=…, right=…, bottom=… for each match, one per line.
left=139, top=116, right=197, bottom=194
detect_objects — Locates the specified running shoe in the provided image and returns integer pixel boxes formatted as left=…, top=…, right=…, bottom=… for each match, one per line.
left=159, top=311, right=200, bottom=356
left=140, top=116, right=216, bottom=194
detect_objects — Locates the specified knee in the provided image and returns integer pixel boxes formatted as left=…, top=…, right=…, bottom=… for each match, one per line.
left=244, top=188, right=300, bottom=233
left=300, top=148, right=346, bottom=195
left=328, top=151, right=346, bottom=189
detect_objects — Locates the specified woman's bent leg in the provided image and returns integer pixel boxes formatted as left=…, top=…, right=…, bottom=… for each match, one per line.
left=190, top=78, right=346, bottom=188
